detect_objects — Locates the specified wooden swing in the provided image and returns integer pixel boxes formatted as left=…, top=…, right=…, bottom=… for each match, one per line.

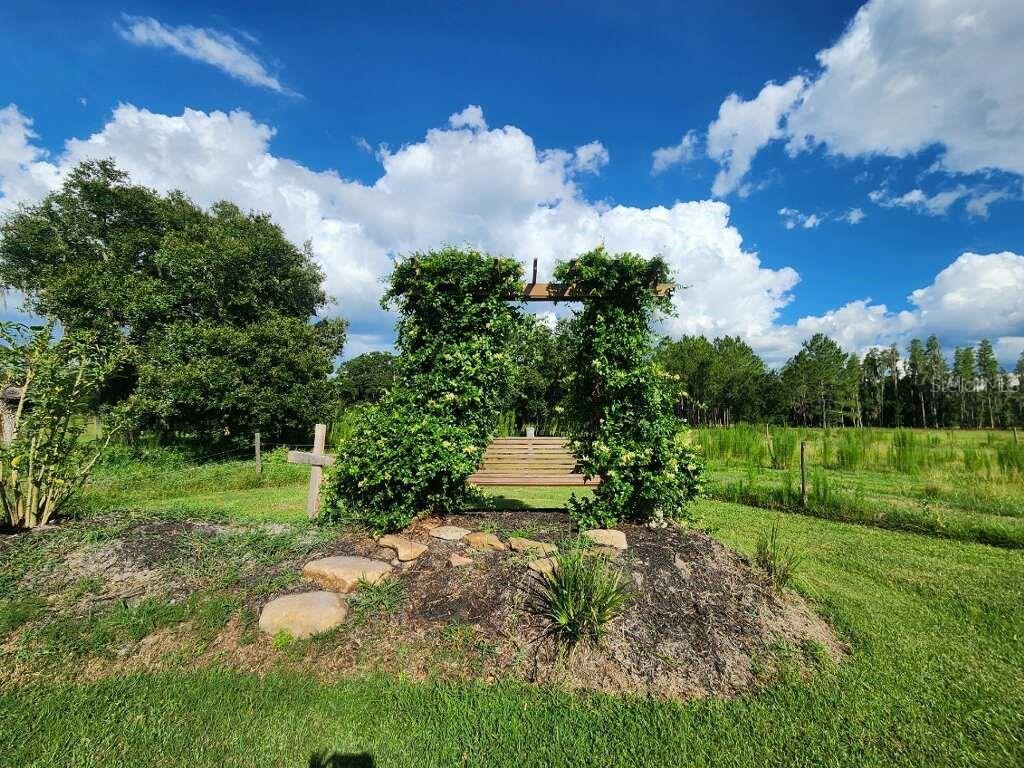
left=465, top=259, right=672, bottom=487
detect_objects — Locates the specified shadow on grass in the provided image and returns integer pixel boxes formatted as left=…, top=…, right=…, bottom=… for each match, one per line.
left=484, top=495, right=530, bottom=510
left=309, top=751, right=374, bottom=767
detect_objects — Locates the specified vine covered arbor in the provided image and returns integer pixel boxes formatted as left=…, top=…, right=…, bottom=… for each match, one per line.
left=323, top=246, right=704, bottom=533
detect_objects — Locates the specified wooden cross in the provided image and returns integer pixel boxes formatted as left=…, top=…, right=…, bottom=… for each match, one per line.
left=287, top=423, right=336, bottom=520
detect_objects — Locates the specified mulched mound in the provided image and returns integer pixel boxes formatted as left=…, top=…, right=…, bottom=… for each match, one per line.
left=360, top=510, right=845, bottom=698
left=6, top=510, right=845, bottom=699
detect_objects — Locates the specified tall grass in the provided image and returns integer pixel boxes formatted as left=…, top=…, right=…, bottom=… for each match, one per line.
left=696, top=424, right=1023, bottom=481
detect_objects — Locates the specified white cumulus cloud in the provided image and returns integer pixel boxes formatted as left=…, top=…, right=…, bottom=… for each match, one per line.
left=115, top=15, right=294, bottom=95
left=686, top=0, right=1024, bottom=205
left=1, top=103, right=1021, bottom=365
left=706, top=76, right=805, bottom=197
left=651, top=130, right=699, bottom=175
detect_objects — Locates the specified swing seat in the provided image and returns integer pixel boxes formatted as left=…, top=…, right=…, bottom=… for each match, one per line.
left=468, top=437, right=600, bottom=487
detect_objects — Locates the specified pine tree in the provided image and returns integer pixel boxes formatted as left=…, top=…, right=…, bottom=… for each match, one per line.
left=976, top=339, right=1000, bottom=429
left=885, top=344, right=901, bottom=427
left=907, top=338, right=927, bottom=428
left=861, top=349, right=886, bottom=426
left=923, top=336, right=948, bottom=428
left=953, top=347, right=976, bottom=428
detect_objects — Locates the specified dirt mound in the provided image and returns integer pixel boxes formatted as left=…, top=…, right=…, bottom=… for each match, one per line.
left=6, top=510, right=844, bottom=699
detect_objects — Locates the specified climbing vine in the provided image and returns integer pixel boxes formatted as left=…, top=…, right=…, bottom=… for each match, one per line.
left=557, top=247, right=704, bottom=529
left=323, top=247, right=523, bottom=532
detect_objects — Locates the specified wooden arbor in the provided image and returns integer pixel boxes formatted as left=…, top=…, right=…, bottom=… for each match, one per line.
left=467, top=259, right=673, bottom=488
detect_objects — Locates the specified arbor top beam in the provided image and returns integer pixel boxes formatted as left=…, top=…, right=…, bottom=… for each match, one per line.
left=519, top=282, right=674, bottom=302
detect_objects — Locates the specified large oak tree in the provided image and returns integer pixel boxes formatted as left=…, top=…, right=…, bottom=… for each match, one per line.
left=0, top=160, right=346, bottom=445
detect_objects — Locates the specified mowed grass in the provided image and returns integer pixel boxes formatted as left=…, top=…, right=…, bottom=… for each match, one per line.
left=1, top=457, right=1022, bottom=766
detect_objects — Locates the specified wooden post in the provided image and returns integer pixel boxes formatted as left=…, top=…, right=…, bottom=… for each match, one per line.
left=1014, top=427, right=1019, bottom=444
left=254, top=432, right=262, bottom=474
left=800, top=441, right=808, bottom=507
left=308, top=423, right=327, bottom=520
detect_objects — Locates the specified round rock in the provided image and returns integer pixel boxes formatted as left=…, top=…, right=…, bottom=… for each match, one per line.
left=303, top=556, right=393, bottom=593
left=259, top=591, right=347, bottom=639
left=465, top=531, right=506, bottom=551
left=378, top=534, right=428, bottom=561
left=528, top=557, right=559, bottom=577
left=429, top=525, right=471, bottom=541
left=509, top=537, right=558, bottom=556
left=584, top=529, right=628, bottom=549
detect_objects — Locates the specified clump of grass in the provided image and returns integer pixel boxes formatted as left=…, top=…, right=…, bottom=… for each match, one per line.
left=348, top=578, right=407, bottom=625
left=769, top=428, right=798, bottom=470
left=0, top=595, right=46, bottom=638
left=754, top=520, right=803, bottom=591
left=535, top=550, right=628, bottom=652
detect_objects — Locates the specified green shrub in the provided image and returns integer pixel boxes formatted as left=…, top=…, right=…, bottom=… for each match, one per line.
left=558, top=248, right=705, bottom=528
left=755, top=520, right=803, bottom=590
left=536, top=550, right=628, bottom=651
left=323, top=247, right=523, bottom=532
left=0, top=322, right=130, bottom=528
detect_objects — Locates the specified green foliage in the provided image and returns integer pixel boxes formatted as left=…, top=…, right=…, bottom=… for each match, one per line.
left=656, top=334, right=769, bottom=425
left=506, top=316, right=570, bottom=433
left=324, top=247, right=523, bottom=532
left=321, top=402, right=483, bottom=532
left=0, top=160, right=345, bottom=446
left=336, top=351, right=398, bottom=406
left=0, top=322, right=129, bottom=528
left=134, top=314, right=345, bottom=445
left=557, top=247, right=704, bottom=528
left=536, top=549, right=628, bottom=651
left=754, top=520, right=803, bottom=590
left=347, top=578, right=407, bottom=625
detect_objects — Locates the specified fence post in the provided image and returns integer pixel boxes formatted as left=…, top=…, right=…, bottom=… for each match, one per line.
left=800, top=440, right=808, bottom=507
left=254, top=432, right=262, bottom=474
left=307, top=423, right=327, bottom=520
left=1014, top=427, right=1019, bottom=444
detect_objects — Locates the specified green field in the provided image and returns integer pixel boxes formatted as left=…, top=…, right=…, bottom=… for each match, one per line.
left=693, top=425, right=1024, bottom=548
left=1, top=448, right=1023, bottom=767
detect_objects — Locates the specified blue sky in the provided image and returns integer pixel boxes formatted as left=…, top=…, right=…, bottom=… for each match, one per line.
left=2, top=0, right=1023, bottom=365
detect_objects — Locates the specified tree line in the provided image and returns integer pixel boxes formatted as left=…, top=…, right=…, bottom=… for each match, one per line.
left=339, top=323, right=1024, bottom=431
left=655, top=333, right=1024, bottom=429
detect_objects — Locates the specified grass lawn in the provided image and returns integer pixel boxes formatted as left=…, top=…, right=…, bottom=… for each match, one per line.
left=1, top=462, right=1022, bottom=766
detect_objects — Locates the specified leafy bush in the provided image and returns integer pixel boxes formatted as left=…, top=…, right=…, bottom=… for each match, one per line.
left=536, top=550, right=628, bottom=651
left=321, top=401, right=483, bottom=533
left=0, top=323, right=129, bottom=528
left=557, top=247, right=705, bottom=529
left=755, top=520, right=803, bottom=590
left=323, top=247, right=523, bottom=532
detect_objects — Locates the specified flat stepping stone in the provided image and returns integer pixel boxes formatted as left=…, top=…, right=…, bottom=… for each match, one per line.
left=378, top=534, right=427, bottom=561
left=509, top=537, right=558, bottom=556
left=259, top=591, right=347, bottom=639
left=584, top=529, right=627, bottom=549
left=303, top=556, right=392, bottom=593
left=429, top=525, right=471, bottom=541
left=449, top=553, right=474, bottom=567
left=528, top=557, right=559, bottom=576
left=465, top=532, right=505, bottom=551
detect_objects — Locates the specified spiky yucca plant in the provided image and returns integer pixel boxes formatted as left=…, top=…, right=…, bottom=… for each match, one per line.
left=536, top=550, right=628, bottom=651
